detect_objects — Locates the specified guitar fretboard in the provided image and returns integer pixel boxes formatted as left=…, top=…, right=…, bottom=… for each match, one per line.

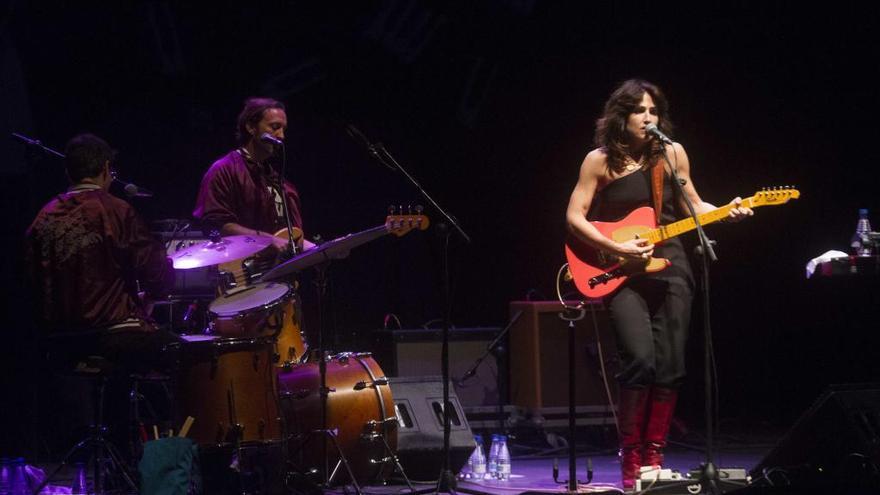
left=646, top=197, right=755, bottom=243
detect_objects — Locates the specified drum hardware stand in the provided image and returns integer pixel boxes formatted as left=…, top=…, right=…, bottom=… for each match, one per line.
left=283, top=260, right=363, bottom=493
left=32, top=372, right=140, bottom=495
left=371, top=422, right=416, bottom=491
left=346, top=124, right=471, bottom=493
left=354, top=354, right=415, bottom=490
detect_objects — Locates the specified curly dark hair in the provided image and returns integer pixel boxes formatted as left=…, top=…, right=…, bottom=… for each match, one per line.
left=236, top=97, right=286, bottom=145
left=594, top=79, right=674, bottom=174
left=64, top=133, right=115, bottom=182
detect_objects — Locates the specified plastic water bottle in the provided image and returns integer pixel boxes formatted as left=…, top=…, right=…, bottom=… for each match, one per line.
left=0, top=458, right=12, bottom=495
left=852, top=209, right=873, bottom=257
left=496, top=435, right=511, bottom=481
left=486, top=434, right=501, bottom=479
left=9, top=458, right=28, bottom=495
left=469, top=435, right=487, bottom=479
left=71, top=462, right=88, bottom=495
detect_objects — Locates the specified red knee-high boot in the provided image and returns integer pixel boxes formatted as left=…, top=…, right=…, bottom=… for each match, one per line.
left=617, top=387, right=650, bottom=490
left=642, top=386, right=678, bottom=468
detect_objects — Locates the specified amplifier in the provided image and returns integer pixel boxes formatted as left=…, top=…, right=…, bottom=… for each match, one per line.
left=372, top=327, right=505, bottom=408
left=508, top=300, right=618, bottom=413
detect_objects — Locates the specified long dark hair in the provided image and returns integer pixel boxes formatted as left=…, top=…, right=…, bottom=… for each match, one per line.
left=594, top=79, right=674, bottom=174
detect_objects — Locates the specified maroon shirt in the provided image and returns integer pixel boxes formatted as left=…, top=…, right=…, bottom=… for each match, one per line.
left=192, top=150, right=303, bottom=235
left=25, top=185, right=174, bottom=334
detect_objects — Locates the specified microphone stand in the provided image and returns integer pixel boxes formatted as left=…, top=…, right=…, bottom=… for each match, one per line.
left=270, top=143, right=298, bottom=257
left=350, top=127, right=471, bottom=493
left=658, top=144, right=721, bottom=494
left=11, top=132, right=154, bottom=200
left=263, top=142, right=303, bottom=495
left=11, top=132, right=66, bottom=159
left=457, top=310, right=522, bottom=432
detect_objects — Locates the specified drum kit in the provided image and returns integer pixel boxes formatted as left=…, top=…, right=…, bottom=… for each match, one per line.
left=158, top=213, right=428, bottom=492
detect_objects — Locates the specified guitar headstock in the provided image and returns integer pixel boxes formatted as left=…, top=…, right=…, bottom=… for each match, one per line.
left=386, top=205, right=430, bottom=236
left=751, top=187, right=801, bottom=206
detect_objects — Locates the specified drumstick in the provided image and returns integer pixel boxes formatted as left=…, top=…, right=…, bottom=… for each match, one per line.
left=153, top=425, right=159, bottom=440
left=178, top=416, right=195, bottom=438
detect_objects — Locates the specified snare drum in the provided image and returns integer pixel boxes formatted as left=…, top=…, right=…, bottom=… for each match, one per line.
left=207, top=282, right=308, bottom=364
left=166, top=336, right=281, bottom=446
left=277, top=352, right=397, bottom=484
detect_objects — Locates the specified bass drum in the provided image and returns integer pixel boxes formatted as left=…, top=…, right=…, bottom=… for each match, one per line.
left=166, top=336, right=282, bottom=446
left=277, top=352, right=397, bottom=484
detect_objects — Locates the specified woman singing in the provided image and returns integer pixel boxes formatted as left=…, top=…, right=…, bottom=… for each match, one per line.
left=565, top=79, right=751, bottom=490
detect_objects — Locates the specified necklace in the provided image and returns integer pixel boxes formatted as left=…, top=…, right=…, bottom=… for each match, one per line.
left=624, top=155, right=646, bottom=171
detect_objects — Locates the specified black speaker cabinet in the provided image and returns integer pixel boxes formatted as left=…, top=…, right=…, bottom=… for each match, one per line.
left=390, top=375, right=475, bottom=480
left=373, top=327, right=505, bottom=408
left=751, top=383, right=880, bottom=485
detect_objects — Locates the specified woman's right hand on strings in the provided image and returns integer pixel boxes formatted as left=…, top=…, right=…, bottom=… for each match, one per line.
left=615, top=237, right=654, bottom=260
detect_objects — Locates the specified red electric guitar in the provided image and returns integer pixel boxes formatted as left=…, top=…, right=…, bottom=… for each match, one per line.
left=565, top=187, right=800, bottom=298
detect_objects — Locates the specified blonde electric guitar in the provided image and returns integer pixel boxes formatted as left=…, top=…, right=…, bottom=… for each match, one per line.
left=216, top=227, right=303, bottom=291
left=219, top=212, right=431, bottom=290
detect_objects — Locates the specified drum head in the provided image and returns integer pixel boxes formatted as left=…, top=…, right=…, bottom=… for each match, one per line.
left=209, top=282, right=291, bottom=316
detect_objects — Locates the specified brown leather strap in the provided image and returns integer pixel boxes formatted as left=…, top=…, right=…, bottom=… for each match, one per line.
left=651, top=159, right=664, bottom=224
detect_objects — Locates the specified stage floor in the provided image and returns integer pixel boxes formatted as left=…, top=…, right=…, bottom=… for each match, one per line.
left=347, top=442, right=769, bottom=495
left=31, top=438, right=771, bottom=494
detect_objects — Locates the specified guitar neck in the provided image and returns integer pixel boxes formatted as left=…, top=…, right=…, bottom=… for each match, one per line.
left=645, top=197, right=755, bottom=243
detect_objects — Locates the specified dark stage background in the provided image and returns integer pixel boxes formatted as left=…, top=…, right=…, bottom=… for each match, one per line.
left=2, top=2, right=878, bottom=456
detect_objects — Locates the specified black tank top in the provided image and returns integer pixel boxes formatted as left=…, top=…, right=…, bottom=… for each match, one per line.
left=588, top=168, right=694, bottom=284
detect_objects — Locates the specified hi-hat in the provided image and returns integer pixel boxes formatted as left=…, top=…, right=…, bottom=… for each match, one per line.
left=171, top=235, right=273, bottom=269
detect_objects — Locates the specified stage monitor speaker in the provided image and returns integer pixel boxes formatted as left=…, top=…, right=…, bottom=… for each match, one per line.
left=390, top=375, right=474, bottom=480
left=508, top=300, right=618, bottom=411
left=751, top=383, right=880, bottom=487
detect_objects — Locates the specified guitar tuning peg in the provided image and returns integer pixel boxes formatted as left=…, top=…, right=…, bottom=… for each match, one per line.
left=388, top=205, right=396, bottom=214
left=407, top=204, right=412, bottom=215
left=415, top=205, right=424, bottom=214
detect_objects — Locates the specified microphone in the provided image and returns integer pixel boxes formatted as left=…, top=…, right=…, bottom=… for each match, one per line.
left=645, top=123, right=674, bottom=145
left=345, top=124, right=396, bottom=170
left=345, top=124, right=377, bottom=155
left=260, top=132, right=284, bottom=147
left=119, top=180, right=154, bottom=198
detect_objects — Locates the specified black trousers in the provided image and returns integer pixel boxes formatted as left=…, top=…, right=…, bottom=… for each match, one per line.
left=608, top=276, right=693, bottom=388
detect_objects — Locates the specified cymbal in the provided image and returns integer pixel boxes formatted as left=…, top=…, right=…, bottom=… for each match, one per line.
left=170, top=235, right=273, bottom=269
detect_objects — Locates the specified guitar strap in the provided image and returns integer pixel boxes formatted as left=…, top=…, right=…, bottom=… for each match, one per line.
left=651, top=158, right=664, bottom=225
